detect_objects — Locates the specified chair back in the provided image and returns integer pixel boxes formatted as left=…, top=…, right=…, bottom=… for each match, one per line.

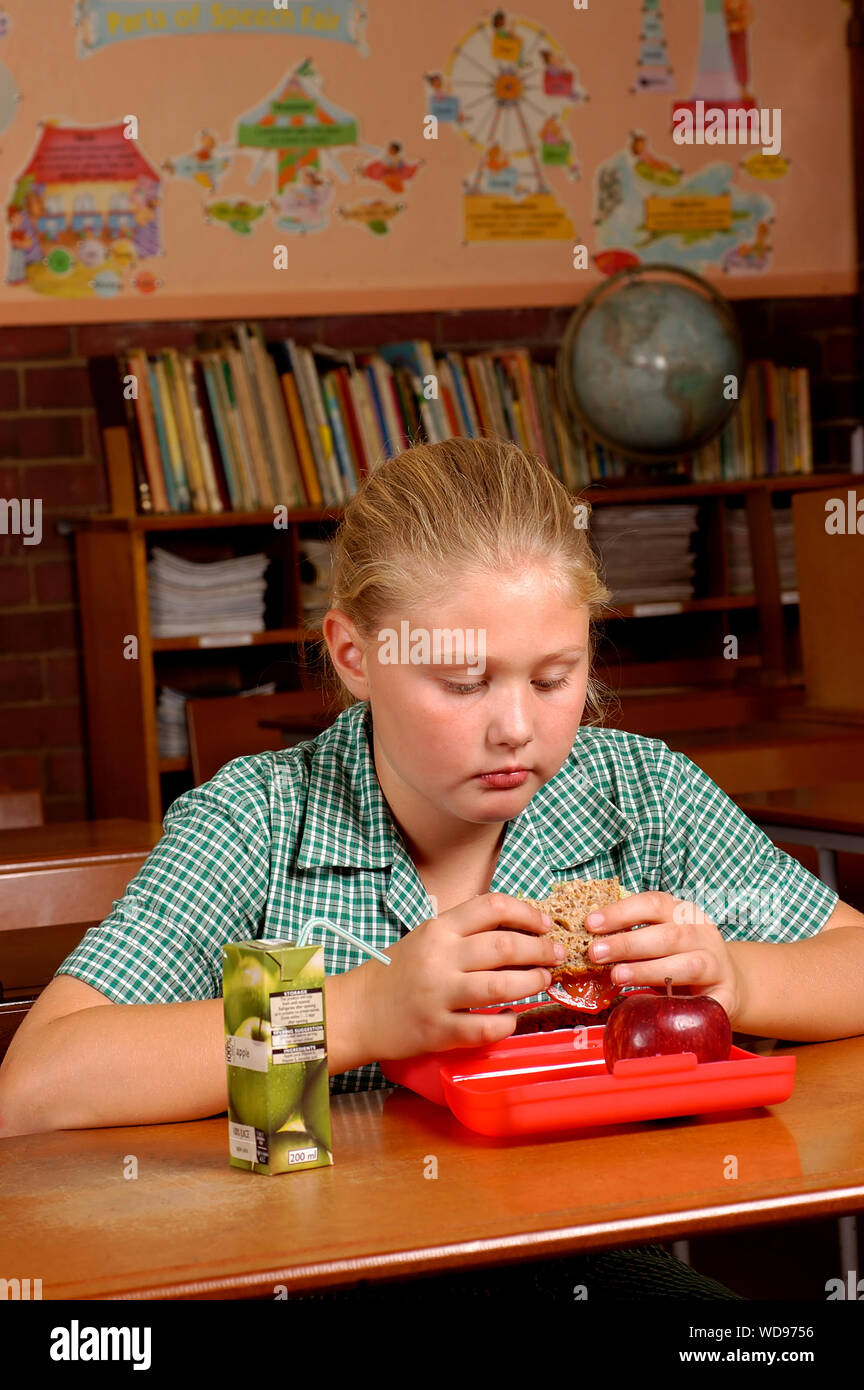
left=793, top=486, right=864, bottom=715
left=0, top=996, right=38, bottom=1065
left=0, top=788, right=45, bottom=829
left=186, top=691, right=333, bottom=785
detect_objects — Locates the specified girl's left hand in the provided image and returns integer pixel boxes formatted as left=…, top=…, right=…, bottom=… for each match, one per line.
left=585, top=891, right=744, bottom=1023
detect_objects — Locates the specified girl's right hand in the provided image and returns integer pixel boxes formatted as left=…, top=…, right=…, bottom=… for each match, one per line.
left=354, top=892, right=565, bottom=1061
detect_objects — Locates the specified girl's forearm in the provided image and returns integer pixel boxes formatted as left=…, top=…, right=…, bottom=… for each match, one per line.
left=0, top=971, right=373, bottom=1137
left=727, top=927, right=864, bottom=1040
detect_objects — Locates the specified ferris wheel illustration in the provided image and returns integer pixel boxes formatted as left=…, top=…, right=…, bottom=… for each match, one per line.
left=442, top=11, right=588, bottom=197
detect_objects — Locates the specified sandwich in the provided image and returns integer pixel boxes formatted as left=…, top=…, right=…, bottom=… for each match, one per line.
left=522, top=876, right=628, bottom=1011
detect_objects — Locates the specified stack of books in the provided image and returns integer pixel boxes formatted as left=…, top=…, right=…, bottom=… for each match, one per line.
left=107, top=326, right=815, bottom=513
left=156, top=680, right=277, bottom=759
left=155, top=686, right=190, bottom=760
left=298, top=538, right=334, bottom=629
left=726, top=510, right=798, bottom=596
left=590, top=505, right=699, bottom=604
left=147, top=547, right=270, bottom=638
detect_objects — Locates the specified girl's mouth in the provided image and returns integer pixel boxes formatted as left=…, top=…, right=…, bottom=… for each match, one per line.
left=476, top=769, right=530, bottom=788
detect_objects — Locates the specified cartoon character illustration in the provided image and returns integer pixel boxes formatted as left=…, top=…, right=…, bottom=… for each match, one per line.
left=336, top=198, right=405, bottom=236
left=723, top=0, right=755, bottom=101
left=539, top=48, right=580, bottom=99
left=356, top=141, right=423, bottom=194
left=270, top=166, right=333, bottom=233
left=540, top=115, right=565, bottom=146
left=722, top=218, right=772, bottom=271
left=424, top=71, right=462, bottom=124
left=6, top=204, right=34, bottom=282
left=163, top=130, right=231, bottom=193
left=129, top=179, right=160, bottom=257
left=628, top=129, right=682, bottom=185
left=491, top=9, right=523, bottom=63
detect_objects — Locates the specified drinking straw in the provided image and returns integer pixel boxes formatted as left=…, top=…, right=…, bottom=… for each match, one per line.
left=296, top=916, right=392, bottom=965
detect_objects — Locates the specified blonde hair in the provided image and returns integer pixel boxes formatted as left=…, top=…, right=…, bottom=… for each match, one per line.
left=308, top=436, right=614, bottom=723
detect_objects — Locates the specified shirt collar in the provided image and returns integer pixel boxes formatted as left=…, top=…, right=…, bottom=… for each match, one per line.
left=296, top=702, right=634, bottom=893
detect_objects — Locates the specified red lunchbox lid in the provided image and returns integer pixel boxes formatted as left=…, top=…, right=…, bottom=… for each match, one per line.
left=379, top=996, right=796, bottom=1137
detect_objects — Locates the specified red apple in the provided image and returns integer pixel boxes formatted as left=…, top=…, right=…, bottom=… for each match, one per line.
left=603, top=977, right=732, bottom=1074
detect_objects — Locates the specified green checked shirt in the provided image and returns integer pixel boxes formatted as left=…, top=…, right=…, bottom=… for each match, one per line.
left=56, top=700, right=837, bottom=1094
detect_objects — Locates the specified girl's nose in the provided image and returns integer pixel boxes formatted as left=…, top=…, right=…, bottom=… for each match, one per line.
left=486, top=695, right=533, bottom=746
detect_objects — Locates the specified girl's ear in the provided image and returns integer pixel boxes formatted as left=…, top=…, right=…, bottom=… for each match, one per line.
left=322, top=608, right=370, bottom=700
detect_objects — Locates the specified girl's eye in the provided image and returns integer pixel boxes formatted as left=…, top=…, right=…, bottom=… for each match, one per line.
left=443, top=677, right=571, bottom=695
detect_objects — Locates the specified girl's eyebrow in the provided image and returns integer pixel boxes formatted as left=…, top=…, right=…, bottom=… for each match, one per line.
left=441, top=646, right=586, bottom=669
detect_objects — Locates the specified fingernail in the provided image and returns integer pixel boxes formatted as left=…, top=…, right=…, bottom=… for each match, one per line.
left=542, top=912, right=553, bottom=926
left=592, top=942, right=610, bottom=960
left=553, top=942, right=566, bottom=960
left=615, top=966, right=632, bottom=983
left=586, top=912, right=603, bottom=927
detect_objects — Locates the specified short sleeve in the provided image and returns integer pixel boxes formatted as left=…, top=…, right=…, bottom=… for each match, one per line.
left=54, top=770, right=272, bottom=1004
left=652, top=743, right=838, bottom=942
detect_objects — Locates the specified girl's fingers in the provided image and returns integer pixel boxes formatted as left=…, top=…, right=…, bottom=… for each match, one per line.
left=584, top=890, right=680, bottom=934
left=606, top=950, right=717, bottom=990
left=587, top=919, right=689, bottom=967
left=448, top=967, right=554, bottom=1012
left=458, top=925, right=563, bottom=974
left=450, top=891, right=555, bottom=938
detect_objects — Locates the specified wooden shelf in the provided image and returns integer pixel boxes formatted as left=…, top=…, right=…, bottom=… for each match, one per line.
left=67, top=471, right=857, bottom=532
left=152, top=626, right=318, bottom=652
left=73, top=353, right=854, bottom=817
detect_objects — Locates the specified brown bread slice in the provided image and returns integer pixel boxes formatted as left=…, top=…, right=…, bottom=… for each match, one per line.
left=526, top=877, right=623, bottom=977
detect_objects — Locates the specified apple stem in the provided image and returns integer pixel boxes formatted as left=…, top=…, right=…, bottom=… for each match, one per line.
left=665, top=975, right=672, bottom=998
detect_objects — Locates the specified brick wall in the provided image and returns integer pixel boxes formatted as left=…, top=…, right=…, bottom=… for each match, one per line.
left=0, top=297, right=861, bottom=820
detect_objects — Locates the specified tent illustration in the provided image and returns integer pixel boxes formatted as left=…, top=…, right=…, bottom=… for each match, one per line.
left=235, top=59, right=360, bottom=190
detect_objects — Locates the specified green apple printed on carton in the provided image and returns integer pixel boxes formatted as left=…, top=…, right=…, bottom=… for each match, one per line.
left=223, top=939, right=333, bottom=1176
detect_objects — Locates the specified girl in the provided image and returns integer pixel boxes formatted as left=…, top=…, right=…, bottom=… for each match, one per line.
left=3, top=437, right=863, bottom=1302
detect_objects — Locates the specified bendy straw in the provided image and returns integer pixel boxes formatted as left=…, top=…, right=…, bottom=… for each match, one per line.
left=296, top=916, right=392, bottom=965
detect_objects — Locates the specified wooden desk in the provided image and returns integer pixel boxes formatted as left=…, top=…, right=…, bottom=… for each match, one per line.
left=2, top=1034, right=864, bottom=1300
left=0, top=819, right=164, bottom=933
left=734, top=783, right=864, bottom=892
left=663, top=721, right=864, bottom=795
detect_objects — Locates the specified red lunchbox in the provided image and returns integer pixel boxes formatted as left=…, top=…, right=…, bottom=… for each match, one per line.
left=379, top=993, right=796, bottom=1138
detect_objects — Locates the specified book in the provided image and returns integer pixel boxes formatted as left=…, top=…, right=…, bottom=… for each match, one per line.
left=161, top=348, right=208, bottom=512
left=200, top=351, right=244, bottom=509
left=248, top=326, right=305, bottom=507
left=278, top=369, right=321, bottom=506
left=180, top=351, right=223, bottom=511
left=126, top=349, right=169, bottom=512
left=151, top=354, right=193, bottom=511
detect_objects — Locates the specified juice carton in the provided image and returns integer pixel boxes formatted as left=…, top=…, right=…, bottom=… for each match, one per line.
left=222, top=939, right=333, bottom=1175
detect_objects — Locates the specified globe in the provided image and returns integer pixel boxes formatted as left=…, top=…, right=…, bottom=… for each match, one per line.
left=557, top=265, right=744, bottom=461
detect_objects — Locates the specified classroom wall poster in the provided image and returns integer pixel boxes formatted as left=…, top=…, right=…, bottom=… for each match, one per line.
left=75, top=0, right=368, bottom=54
left=426, top=8, right=587, bottom=243
left=594, top=0, right=782, bottom=277
left=0, top=0, right=854, bottom=323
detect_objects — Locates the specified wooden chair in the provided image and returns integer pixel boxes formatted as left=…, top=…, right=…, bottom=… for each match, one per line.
left=186, top=691, right=334, bottom=786
left=792, top=485, right=864, bottom=717
left=0, top=996, right=37, bottom=1064
left=0, top=787, right=45, bottom=829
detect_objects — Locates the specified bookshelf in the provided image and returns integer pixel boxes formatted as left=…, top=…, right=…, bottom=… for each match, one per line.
left=71, top=470, right=857, bottom=822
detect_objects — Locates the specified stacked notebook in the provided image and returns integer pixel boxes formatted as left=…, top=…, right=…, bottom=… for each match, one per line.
left=147, top=547, right=270, bottom=638
left=590, top=505, right=699, bottom=604
left=726, top=510, right=798, bottom=596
